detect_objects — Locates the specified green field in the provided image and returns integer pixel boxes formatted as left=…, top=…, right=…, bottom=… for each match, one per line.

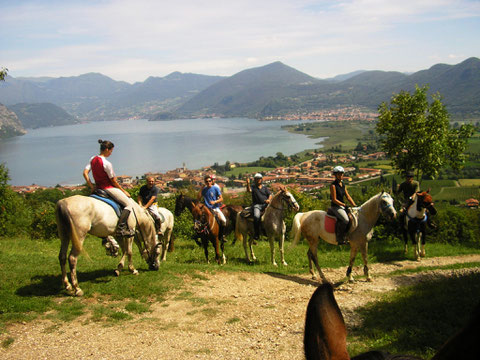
left=224, top=166, right=272, bottom=178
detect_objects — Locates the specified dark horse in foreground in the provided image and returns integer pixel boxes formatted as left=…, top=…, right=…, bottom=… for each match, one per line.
left=174, top=193, right=243, bottom=245
left=304, top=283, right=479, bottom=360
left=401, top=191, right=437, bottom=261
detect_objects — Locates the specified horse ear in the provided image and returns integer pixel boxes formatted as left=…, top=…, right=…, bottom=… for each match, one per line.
left=427, top=188, right=431, bottom=193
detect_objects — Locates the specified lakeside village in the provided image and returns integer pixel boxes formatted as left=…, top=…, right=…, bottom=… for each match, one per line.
left=11, top=149, right=386, bottom=197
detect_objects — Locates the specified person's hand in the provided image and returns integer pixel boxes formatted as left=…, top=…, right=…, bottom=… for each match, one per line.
left=209, top=200, right=215, bottom=205
left=246, top=177, right=250, bottom=184
left=265, top=199, right=270, bottom=204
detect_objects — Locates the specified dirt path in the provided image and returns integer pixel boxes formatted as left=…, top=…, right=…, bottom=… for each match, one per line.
left=1, top=255, right=480, bottom=360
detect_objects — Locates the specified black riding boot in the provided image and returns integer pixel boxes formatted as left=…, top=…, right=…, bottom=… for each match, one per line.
left=116, top=209, right=135, bottom=237
left=336, top=221, right=348, bottom=245
left=219, top=223, right=225, bottom=243
left=253, top=218, right=260, bottom=240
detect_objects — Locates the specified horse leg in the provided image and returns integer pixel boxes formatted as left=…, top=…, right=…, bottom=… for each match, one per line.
left=125, top=236, right=138, bottom=275
left=268, top=235, right=277, bottom=267
left=161, top=230, right=171, bottom=262
left=279, top=232, right=287, bottom=266
left=420, top=224, right=426, bottom=257
left=59, top=239, right=73, bottom=293
left=307, top=249, right=315, bottom=279
left=414, top=231, right=421, bottom=261
left=68, top=247, right=83, bottom=297
left=402, top=228, right=408, bottom=254
left=220, top=235, right=226, bottom=264
left=308, top=246, right=329, bottom=283
left=249, top=235, right=257, bottom=261
left=202, top=236, right=210, bottom=264
left=359, top=241, right=372, bottom=282
left=242, top=233, right=251, bottom=263
left=213, top=236, right=222, bottom=265
left=347, top=245, right=359, bottom=283
left=115, top=237, right=127, bottom=276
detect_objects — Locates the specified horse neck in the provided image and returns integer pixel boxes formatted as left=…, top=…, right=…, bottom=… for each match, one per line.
left=133, top=203, right=156, bottom=247
left=185, top=197, right=197, bottom=213
left=357, top=193, right=382, bottom=229
left=264, top=192, right=284, bottom=222
left=408, top=195, right=425, bottom=218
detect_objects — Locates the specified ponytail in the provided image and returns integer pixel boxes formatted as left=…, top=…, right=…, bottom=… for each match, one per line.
left=98, top=139, right=114, bottom=152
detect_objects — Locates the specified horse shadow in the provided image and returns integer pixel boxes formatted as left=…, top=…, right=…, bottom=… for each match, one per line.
left=15, top=269, right=113, bottom=297
left=264, top=271, right=339, bottom=287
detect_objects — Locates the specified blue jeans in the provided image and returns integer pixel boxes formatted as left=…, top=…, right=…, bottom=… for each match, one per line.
left=253, top=204, right=267, bottom=238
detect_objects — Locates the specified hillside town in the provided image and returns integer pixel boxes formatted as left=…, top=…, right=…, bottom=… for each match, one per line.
left=11, top=150, right=385, bottom=196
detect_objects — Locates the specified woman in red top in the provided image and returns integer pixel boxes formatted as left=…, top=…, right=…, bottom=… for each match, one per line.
left=83, top=139, right=134, bottom=236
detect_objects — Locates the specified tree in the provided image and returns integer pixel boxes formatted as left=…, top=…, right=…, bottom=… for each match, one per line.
left=376, top=85, right=474, bottom=179
left=0, top=67, right=7, bottom=81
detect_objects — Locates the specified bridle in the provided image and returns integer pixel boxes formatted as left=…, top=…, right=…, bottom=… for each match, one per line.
left=269, top=191, right=299, bottom=212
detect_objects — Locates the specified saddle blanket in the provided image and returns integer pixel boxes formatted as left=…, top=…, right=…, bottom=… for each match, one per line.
left=90, top=194, right=122, bottom=217
left=324, top=214, right=336, bottom=234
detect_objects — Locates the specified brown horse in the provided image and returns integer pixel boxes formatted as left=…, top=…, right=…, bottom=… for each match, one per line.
left=175, top=193, right=243, bottom=242
left=304, top=283, right=480, bottom=360
left=191, top=203, right=226, bottom=264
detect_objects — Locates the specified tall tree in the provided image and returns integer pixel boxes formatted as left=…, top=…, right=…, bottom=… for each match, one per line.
left=376, top=85, right=473, bottom=179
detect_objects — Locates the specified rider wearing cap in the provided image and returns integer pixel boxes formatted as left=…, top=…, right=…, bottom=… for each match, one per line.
left=330, top=166, right=356, bottom=244
left=396, top=170, right=420, bottom=209
left=246, top=173, right=272, bottom=240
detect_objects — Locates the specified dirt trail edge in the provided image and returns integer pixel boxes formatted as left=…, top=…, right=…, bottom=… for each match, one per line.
left=1, top=254, right=480, bottom=360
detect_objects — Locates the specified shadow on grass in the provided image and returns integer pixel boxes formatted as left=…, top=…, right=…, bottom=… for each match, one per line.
left=350, top=272, right=480, bottom=357
left=264, top=271, right=322, bottom=287
left=16, top=269, right=113, bottom=297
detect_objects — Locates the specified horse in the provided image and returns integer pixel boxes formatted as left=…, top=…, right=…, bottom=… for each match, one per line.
left=304, top=283, right=480, bottom=360
left=191, top=203, right=226, bottom=264
left=235, top=186, right=300, bottom=266
left=56, top=195, right=161, bottom=296
left=175, top=193, right=243, bottom=242
left=291, top=192, right=396, bottom=283
left=401, top=191, right=437, bottom=261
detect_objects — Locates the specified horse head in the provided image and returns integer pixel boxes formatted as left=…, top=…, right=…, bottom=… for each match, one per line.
left=417, top=191, right=437, bottom=215
left=137, top=207, right=162, bottom=271
left=192, top=204, right=209, bottom=234
left=277, top=186, right=300, bottom=212
left=379, top=192, right=397, bottom=220
left=174, top=193, right=185, bottom=216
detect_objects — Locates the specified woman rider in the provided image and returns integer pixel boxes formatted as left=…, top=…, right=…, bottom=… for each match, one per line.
left=330, top=166, right=356, bottom=244
left=83, top=139, right=135, bottom=237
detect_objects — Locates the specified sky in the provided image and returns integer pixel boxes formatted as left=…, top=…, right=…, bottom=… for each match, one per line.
left=1, top=0, right=479, bottom=84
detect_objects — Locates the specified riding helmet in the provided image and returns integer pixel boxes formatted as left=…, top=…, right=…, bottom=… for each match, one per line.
left=333, top=166, right=345, bottom=174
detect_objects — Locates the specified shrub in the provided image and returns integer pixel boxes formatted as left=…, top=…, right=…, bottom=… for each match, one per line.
left=30, top=202, right=58, bottom=240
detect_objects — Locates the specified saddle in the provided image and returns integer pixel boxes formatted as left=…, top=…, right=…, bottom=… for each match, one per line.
left=240, top=206, right=266, bottom=221
left=326, top=207, right=358, bottom=243
left=90, top=189, right=122, bottom=217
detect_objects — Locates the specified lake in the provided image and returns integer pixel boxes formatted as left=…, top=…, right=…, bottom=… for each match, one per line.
left=0, top=118, right=323, bottom=186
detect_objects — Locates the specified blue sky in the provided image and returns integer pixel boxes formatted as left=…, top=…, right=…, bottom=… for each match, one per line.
left=1, top=0, right=479, bottom=83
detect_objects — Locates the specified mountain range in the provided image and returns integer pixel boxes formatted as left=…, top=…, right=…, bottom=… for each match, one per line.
left=0, top=57, right=479, bottom=138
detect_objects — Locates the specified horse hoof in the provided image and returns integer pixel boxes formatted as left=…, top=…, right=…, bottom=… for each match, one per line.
left=366, top=277, right=373, bottom=282
left=75, top=289, right=84, bottom=297
left=282, top=261, right=288, bottom=266
left=132, top=270, right=139, bottom=276
left=114, top=269, right=120, bottom=277
left=272, top=262, right=278, bottom=267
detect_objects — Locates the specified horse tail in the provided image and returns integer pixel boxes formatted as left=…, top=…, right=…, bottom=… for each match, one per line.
left=291, top=212, right=304, bottom=246
left=234, top=212, right=243, bottom=243
left=55, top=199, right=83, bottom=253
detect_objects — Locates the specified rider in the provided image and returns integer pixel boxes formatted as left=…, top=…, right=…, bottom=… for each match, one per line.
left=198, top=175, right=227, bottom=241
left=246, top=173, right=272, bottom=240
left=137, top=176, right=163, bottom=236
left=83, top=139, right=135, bottom=237
left=330, top=166, right=356, bottom=245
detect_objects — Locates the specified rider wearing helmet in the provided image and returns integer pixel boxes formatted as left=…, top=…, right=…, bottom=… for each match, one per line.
left=330, top=166, right=356, bottom=245
left=246, top=173, right=272, bottom=240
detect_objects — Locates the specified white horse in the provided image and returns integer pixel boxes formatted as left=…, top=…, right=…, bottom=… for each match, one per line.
left=235, top=186, right=300, bottom=266
left=291, top=192, right=396, bottom=283
left=56, top=195, right=162, bottom=296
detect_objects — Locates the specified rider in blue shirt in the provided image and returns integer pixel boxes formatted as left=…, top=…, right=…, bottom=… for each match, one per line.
left=198, top=175, right=227, bottom=241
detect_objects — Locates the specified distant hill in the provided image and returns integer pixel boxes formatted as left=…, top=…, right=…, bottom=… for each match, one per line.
left=8, top=103, right=78, bottom=129
left=0, top=103, right=26, bottom=139
left=0, top=72, right=224, bottom=121
left=0, top=58, right=479, bottom=124
left=177, top=61, right=326, bottom=117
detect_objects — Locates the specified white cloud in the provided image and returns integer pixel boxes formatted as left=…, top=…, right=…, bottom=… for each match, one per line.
left=1, top=0, right=479, bottom=81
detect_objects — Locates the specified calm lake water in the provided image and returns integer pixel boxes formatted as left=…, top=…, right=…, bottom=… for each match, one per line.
left=0, top=118, right=323, bottom=186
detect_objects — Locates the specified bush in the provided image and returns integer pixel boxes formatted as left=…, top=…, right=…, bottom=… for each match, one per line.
left=30, top=202, right=58, bottom=240
left=433, top=207, right=480, bottom=245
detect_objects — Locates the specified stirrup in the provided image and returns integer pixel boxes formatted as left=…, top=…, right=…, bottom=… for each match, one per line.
left=116, top=226, right=135, bottom=237
left=102, top=236, right=119, bottom=257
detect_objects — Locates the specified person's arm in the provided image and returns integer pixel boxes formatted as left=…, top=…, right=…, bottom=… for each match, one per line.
left=110, top=177, right=131, bottom=197
left=83, top=168, right=95, bottom=192
left=137, top=195, right=143, bottom=206
left=265, top=189, right=272, bottom=204
left=210, top=193, right=223, bottom=206
left=345, top=188, right=356, bottom=207
left=143, top=195, right=157, bottom=208
left=246, top=177, right=251, bottom=193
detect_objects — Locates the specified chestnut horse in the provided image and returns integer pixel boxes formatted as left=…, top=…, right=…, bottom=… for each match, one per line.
left=292, top=192, right=396, bottom=283
left=175, top=193, right=243, bottom=242
left=304, top=283, right=479, bottom=360
left=402, top=191, right=437, bottom=261
left=192, top=203, right=226, bottom=264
